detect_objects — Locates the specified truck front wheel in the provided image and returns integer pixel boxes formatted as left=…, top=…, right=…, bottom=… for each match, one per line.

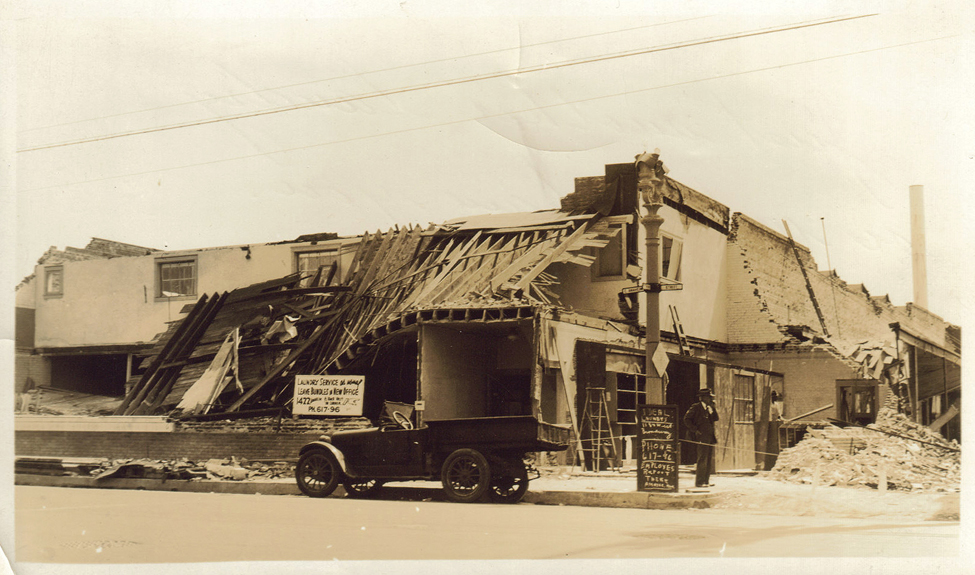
left=441, top=449, right=491, bottom=503
left=296, top=449, right=341, bottom=498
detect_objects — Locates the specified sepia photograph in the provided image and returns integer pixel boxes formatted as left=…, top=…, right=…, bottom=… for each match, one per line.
left=2, top=1, right=971, bottom=574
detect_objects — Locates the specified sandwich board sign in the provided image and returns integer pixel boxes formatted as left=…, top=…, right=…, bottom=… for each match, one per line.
left=293, top=375, right=365, bottom=416
left=636, top=404, right=680, bottom=492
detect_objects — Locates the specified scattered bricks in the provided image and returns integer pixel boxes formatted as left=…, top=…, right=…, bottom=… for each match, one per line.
left=767, top=408, right=960, bottom=492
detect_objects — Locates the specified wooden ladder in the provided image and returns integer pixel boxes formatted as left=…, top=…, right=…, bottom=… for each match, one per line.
left=670, top=305, right=689, bottom=355
left=581, top=387, right=620, bottom=472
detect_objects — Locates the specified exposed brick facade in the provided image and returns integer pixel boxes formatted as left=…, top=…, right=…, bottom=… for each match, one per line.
left=16, top=430, right=321, bottom=461
left=727, top=213, right=957, bottom=352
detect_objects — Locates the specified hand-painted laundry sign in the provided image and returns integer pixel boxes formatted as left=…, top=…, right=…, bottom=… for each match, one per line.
left=636, top=404, right=679, bottom=492
left=293, top=375, right=365, bottom=416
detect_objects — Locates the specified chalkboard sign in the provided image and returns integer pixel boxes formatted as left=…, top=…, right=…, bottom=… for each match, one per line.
left=636, top=404, right=679, bottom=492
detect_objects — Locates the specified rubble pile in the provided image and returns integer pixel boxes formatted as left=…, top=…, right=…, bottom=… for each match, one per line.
left=81, top=457, right=294, bottom=481
left=767, top=409, right=960, bottom=492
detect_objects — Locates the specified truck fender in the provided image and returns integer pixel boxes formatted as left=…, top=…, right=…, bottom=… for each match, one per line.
left=299, top=441, right=348, bottom=474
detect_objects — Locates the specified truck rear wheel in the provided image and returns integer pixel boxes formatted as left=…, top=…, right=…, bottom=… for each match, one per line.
left=488, top=460, right=529, bottom=503
left=441, top=448, right=491, bottom=503
left=296, top=449, right=341, bottom=498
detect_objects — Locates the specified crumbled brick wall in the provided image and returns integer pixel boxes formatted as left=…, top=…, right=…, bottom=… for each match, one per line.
left=728, top=213, right=958, bottom=351
left=84, top=238, right=157, bottom=258
left=561, top=176, right=606, bottom=212
left=16, top=430, right=322, bottom=461
left=724, top=241, right=790, bottom=344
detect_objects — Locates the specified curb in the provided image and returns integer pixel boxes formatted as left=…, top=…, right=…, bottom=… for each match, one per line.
left=15, top=473, right=717, bottom=509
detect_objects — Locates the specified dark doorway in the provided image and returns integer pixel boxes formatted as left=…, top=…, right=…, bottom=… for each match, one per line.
left=666, top=359, right=702, bottom=465
left=50, top=354, right=128, bottom=396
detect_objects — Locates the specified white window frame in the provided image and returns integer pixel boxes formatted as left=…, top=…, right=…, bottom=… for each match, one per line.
left=293, top=248, right=340, bottom=287
left=155, top=256, right=198, bottom=300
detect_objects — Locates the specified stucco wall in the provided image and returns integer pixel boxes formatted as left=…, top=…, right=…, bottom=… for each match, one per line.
left=635, top=203, right=730, bottom=342
left=32, top=238, right=355, bottom=348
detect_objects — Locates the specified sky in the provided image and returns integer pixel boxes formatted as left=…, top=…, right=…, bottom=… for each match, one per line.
left=4, top=0, right=974, bottom=324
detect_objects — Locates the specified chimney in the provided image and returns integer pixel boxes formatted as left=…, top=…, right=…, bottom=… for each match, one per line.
left=909, top=185, right=928, bottom=309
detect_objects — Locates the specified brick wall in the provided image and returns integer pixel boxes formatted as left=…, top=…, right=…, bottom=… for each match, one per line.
left=724, top=242, right=788, bottom=344
left=729, top=348, right=857, bottom=422
left=15, top=352, right=50, bottom=392
left=15, top=430, right=323, bottom=461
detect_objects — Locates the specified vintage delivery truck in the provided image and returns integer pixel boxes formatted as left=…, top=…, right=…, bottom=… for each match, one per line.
left=295, top=403, right=570, bottom=503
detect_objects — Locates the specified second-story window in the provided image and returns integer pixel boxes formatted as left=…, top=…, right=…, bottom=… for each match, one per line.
left=157, top=258, right=197, bottom=298
left=44, top=266, right=64, bottom=297
left=661, top=234, right=683, bottom=282
left=295, top=249, right=339, bottom=287
left=593, top=223, right=626, bottom=280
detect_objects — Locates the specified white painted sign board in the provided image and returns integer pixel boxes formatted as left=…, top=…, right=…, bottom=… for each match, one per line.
left=293, top=375, right=365, bottom=416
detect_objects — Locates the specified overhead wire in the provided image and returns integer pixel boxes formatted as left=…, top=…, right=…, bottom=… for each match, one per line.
left=20, top=16, right=712, bottom=133
left=18, top=14, right=874, bottom=153
left=17, top=32, right=954, bottom=195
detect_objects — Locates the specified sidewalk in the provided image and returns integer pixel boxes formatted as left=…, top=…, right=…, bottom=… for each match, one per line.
left=13, top=460, right=721, bottom=510
left=13, top=458, right=959, bottom=520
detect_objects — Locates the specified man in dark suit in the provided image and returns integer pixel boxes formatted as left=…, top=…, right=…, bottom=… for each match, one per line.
left=683, top=388, right=719, bottom=488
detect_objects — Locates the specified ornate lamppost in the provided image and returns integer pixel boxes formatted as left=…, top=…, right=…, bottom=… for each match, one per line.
left=635, top=151, right=668, bottom=404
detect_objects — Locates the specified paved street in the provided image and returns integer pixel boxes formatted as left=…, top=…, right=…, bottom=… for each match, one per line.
left=13, top=485, right=959, bottom=564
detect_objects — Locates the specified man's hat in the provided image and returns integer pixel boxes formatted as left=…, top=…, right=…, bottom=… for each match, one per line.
left=697, top=388, right=714, bottom=397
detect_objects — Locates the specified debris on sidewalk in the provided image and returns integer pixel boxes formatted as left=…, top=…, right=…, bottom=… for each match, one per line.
left=18, top=456, right=297, bottom=482
left=767, top=408, right=960, bottom=492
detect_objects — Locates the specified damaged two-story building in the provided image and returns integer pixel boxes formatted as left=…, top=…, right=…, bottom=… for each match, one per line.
left=15, top=153, right=961, bottom=472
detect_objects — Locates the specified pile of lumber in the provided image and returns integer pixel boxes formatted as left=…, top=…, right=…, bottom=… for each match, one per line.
left=767, top=408, right=960, bottom=492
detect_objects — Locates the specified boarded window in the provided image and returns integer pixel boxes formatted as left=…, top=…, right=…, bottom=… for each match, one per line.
left=44, top=266, right=63, bottom=296
left=733, top=373, right=755, bottom=423
left=157, top=259, right=197, bottom=297
left=295, top=250, right=339, bottom=287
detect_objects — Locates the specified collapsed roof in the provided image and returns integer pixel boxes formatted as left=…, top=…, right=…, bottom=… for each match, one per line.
left=116, top=212, right=617, bottom=417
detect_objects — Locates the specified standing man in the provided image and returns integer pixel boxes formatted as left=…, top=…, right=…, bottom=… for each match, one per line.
left=683, top=388, right=719, bottom=488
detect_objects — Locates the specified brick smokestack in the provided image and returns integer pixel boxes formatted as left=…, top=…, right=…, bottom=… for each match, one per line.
left=909, top=185, right=928, bottom=309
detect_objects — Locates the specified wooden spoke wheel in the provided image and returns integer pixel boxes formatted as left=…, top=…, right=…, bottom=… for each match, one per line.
left=296, top=450, right=341, bottom=498
left=441, top=449, right=491, bottom=503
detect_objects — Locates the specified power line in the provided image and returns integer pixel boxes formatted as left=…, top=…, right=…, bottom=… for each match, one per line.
left=18, top=14, right=874, bottom=153
left=21, top=16, right=712, bottom=134
left=20, top=34, right=952, bottom=195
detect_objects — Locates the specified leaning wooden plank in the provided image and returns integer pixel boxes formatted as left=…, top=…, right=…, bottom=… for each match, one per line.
left=225, top=323, right=328, bottom=412
left=137, top=292, right=229, bottom=413
left=487, top=235, right=557, bottom=293
left=422, top=235, right=504, bottom=305
left=510, top=223, right=592, bottom=293
left=114, top=294, right=210, bottom=414
left=430, top=236, right=512, bottom=304
left=354, top=228, right=397, bottom=296
left=397, top=231, right=483, bottom=311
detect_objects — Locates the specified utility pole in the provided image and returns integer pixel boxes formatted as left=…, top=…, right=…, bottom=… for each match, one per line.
left=636, top=151, right=667, bottom=404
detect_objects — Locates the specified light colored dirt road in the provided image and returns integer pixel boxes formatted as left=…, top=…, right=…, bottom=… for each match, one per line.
left=13, top=485, right=959, bottom=567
